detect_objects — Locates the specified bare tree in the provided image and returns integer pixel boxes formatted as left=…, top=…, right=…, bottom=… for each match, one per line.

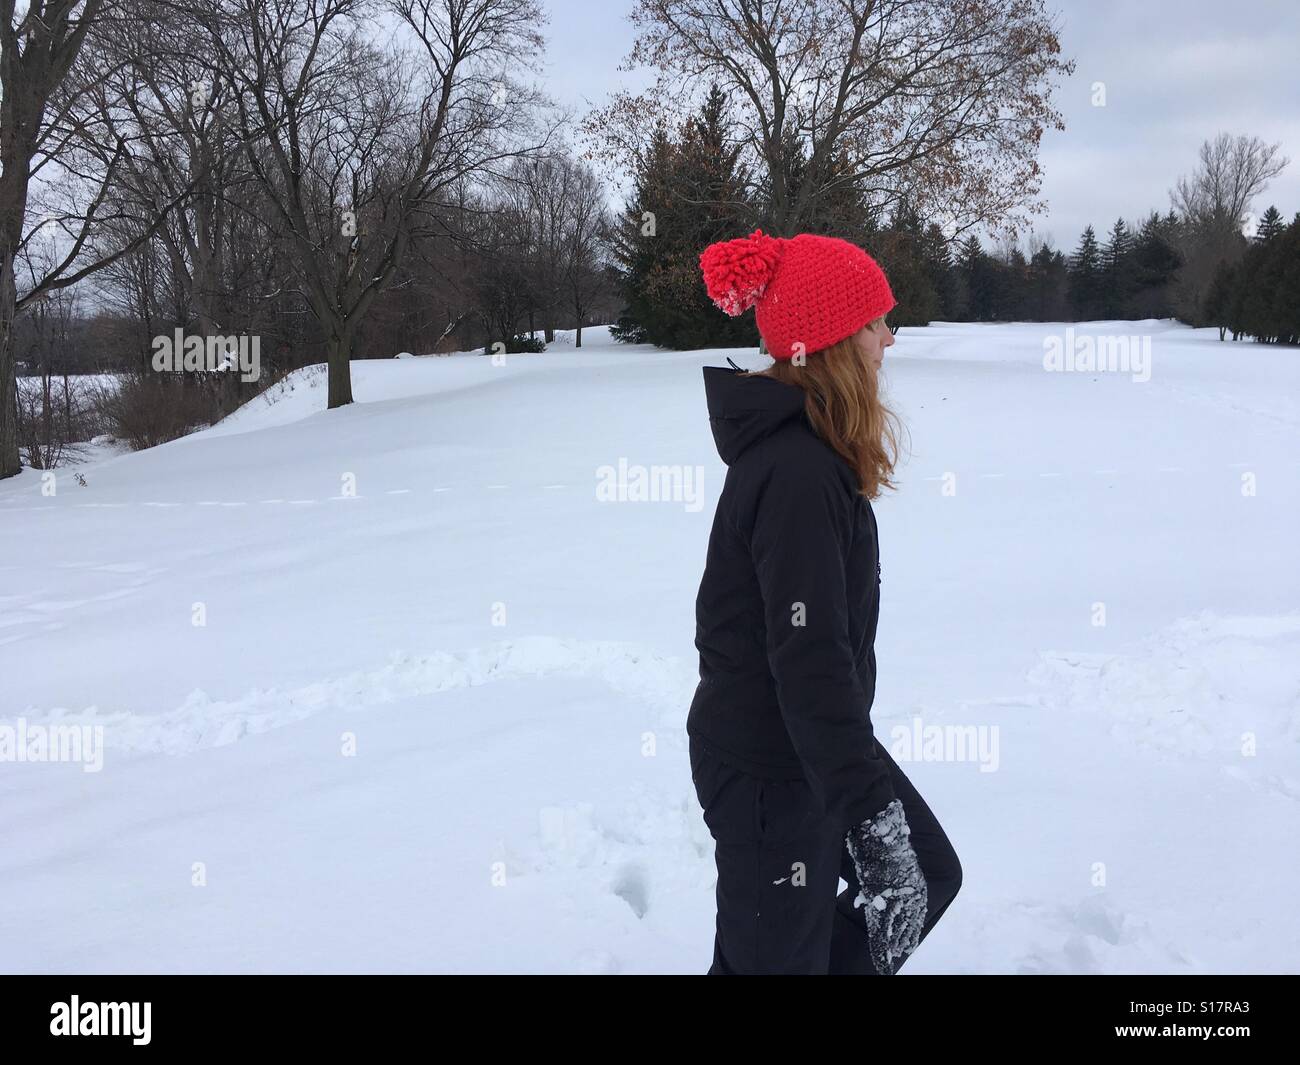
left=87, top=2, right=256, bottom=340
left=1169, top=132, right=1288, bottom=322
left=197, top=0, right=554, bottom=409
left=0, top=0, right=201, bottom=479
left=15, top=291, right=95, bottom=469
left=471, top=195, right=533, bottom=346
left=13, top=239, right=95, bottom=468
left=1171, top=132, right=1289, bottom=238
left=505, top=155, right=568, bottom=341
left=1, top=1, right=105, bottom=478
left=585, top=0, right=1073, bottom=240
left=558, top=157, right=608, bottom=348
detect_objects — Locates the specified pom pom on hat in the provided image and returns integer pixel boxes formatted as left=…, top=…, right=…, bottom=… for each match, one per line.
left=699, top=229, right=785, bottom=316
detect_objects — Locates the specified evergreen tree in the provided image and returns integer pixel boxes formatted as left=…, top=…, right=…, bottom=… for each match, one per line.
left=1026, top=243, right=1069, bottom=321
left=758, top=124, right=808, bottom=236
left=757, top=128, right=878, bottom=242
left=1067, top=225, right=1105, bottom=320
left=1225, top=247, right=1252, bottom=341
left=610, top=86, right=758, bottom=349
left=875, top=201, right=938, bottom=327
left=1270, top=218, right=1300, bottom=345
left=1240, top=218, right=1287, bottom=342
left=1253, top=205, right=1284, bottom=243
left=1128, top=212, right=1182, bottom=318
left=1203, top=259, right=1237, bottom=340
left=1100, top=218, right=1136, bottom=317
left=919, top=223, right=957, bottom=319
left=998, top=245, right=1030, bottom=320
left=958, top=236, right=992, bottom=320
left=1213, top=213, right=1300, bottom=344
left=609, top=125, right=674, bottom=344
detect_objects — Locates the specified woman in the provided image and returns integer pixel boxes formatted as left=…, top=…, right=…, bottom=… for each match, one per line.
left=688, top=229, right=962, bottom=975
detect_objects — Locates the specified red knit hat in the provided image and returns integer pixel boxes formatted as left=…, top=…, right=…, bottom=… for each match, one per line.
left=699, top=229, right=896, bottom=359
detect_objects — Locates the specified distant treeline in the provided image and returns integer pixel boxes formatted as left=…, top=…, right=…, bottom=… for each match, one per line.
left=609, top=89, right=1295, bottom=348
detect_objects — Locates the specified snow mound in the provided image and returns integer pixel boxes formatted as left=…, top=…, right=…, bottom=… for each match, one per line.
left=7, top=636, right=698, bottom=758
left=1028, top=610, right=1300, bottom=766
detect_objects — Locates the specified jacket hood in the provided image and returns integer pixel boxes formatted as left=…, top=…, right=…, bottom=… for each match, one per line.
left=702, top=364, right=808, bottom=465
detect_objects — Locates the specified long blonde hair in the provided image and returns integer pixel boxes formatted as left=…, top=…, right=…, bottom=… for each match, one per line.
left=750, top=331, right=906, bottom=499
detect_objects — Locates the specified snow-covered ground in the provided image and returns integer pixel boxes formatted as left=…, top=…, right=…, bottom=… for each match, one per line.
left=1, top=321, right=1297, bottom=974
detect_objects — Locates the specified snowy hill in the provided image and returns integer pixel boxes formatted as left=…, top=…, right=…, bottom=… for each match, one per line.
left=1, top=320, right=1297, bottom=973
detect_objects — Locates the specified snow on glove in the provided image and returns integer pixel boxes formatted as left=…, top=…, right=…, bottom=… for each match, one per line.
left=844, top=798, right=928, bottom=975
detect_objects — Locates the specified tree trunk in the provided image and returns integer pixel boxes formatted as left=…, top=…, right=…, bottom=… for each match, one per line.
left=326, top=333, right=355, bottom=408
left=0, top=0, right=106, bottom=479
left=0, top=256, right=19, bottom=479
left=62, top=371, right=73, bottom=443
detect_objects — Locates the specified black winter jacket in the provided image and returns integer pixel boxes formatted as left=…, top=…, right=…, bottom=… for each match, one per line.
left=687, top=364, right=897, bottom=833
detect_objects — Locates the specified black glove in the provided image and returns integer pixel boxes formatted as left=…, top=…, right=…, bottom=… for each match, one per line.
left=844, top=798, right=928, bottom=975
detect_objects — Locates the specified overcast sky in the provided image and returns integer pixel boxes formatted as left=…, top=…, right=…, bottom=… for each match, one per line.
left=538, top=0, right=1300, bottom=252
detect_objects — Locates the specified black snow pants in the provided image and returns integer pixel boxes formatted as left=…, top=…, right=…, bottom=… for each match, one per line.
left=690, top=732, right=962, bottom=975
